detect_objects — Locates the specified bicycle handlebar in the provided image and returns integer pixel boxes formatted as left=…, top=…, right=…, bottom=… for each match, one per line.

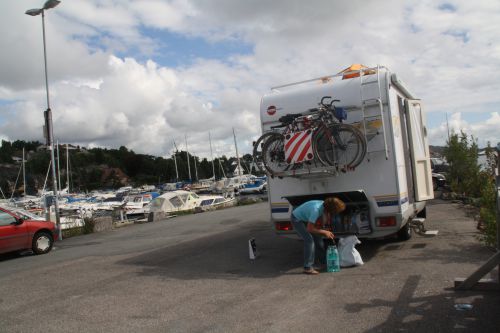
left=320, top=96, right=331, bottom=105
left=271, top=97, right=343, bottom=129
left=320, top=96, right=340, bottom=108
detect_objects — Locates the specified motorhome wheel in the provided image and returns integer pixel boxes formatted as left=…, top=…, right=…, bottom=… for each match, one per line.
left=397, top=222, right=412, bottom=241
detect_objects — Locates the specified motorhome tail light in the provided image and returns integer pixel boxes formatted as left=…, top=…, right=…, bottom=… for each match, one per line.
left=275, top=221, right=293, bottom=231
left=377, top=216, right=397, bottom=227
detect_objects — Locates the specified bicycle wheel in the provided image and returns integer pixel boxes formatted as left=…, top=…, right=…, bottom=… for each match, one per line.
left=348, top=125, right=367, bottom=167
left=261, top=133, right=289, bottom=175
left=313, top=124, right=364, bottom=168
left=252, top=132, right=278, bottom=171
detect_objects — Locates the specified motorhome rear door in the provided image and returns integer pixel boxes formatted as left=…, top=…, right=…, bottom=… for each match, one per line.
left=405, top=100, right=434, bottom=201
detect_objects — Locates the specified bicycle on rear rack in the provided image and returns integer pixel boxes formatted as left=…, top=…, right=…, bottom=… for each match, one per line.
left=254, top=96, right=367, bottom=176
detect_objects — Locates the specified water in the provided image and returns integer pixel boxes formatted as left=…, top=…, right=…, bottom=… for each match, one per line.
left=326, top=244, right=340, bottom=272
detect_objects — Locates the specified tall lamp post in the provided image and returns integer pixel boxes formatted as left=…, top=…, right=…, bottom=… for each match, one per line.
left=26, top=0, right=62, bottom=240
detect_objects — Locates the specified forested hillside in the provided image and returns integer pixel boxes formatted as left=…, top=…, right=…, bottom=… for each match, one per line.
left=0, top=140, right=254, bottom=196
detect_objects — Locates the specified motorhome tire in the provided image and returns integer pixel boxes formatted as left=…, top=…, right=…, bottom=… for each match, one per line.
left=397, top=222, right=412, bottom=241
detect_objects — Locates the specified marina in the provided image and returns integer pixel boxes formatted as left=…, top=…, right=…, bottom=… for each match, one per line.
left=0, top=176, right=267, bottom=232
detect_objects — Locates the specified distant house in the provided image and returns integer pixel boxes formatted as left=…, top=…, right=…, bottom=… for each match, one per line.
left=230, top=160, right=248, bottom=176
left=478, top=150, right=498, bottom=171
left=11, top=156, right=23, bottom=163
left=56, top=143, right=79, bottom=150
left=36, top=143, right=82, bottom=152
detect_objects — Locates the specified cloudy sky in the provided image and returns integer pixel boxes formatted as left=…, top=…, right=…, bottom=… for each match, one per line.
left=0, top=0, right=499, bottom=159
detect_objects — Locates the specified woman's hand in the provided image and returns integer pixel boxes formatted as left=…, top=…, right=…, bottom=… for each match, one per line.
left=307, top=223, right=334, bottom=239
left=323, top=230, right=334, bottom=239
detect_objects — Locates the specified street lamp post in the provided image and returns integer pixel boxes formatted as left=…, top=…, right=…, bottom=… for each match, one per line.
left=26, top=0, right=62, bottom=240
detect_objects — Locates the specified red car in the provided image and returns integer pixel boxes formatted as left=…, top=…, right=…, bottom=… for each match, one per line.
left=0, top=206, right=58, bottom=255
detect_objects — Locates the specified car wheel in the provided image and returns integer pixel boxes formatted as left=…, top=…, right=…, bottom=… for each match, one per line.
left=32, top=231, right=54, bottom=255
left=397, top=222, right=412, bottom=241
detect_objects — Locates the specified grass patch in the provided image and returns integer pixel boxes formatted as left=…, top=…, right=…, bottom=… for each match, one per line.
left=62, top=227, right=84, bottom=238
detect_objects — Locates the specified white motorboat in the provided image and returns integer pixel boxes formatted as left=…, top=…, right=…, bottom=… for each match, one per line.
left=196, top=193, right=236, bottom=212
left=148, top=190, right=236, bottom=217
left=239, top=178, right=267, bottom=195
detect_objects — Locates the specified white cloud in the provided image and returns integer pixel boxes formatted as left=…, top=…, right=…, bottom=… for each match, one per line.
left=471, top=112, right=500, bottom=146
left=428, top=112, right=500, bottom=147
left=1, top=0, right=499, bottom=161
left=131, top=0, right=193, bottom=31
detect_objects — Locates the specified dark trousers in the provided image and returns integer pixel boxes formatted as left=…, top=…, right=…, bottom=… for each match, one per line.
left=291, top=214, right=326, bottom=268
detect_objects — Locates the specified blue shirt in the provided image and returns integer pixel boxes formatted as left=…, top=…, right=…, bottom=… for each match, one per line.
left=292, top=200, right=324, bottom=224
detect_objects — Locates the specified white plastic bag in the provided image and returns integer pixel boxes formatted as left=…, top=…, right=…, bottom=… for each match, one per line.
left=338, top=235, right=364, bottom=267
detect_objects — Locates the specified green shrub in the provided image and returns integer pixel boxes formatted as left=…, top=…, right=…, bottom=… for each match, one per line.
left=479, top=206, right=497, bottom=248
left=443, top=132, right=481, bottom=197
left=82, top=217, right=95, bottom=234
left=478, top=169, right=497, bottom=248
left=444, top=134, right=498, bottom=247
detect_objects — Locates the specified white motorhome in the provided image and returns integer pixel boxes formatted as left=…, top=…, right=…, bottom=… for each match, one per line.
left=259, top=65, right=433, bottom=240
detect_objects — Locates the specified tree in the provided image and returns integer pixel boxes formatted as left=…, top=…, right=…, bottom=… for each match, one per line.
left=0, top=138, right=255, bottom=193
left=0, top=140, right=14, bottom=163
left=198, top=158, right=213, bottom=180
left=444, top=134, right=498, bottom=247
left=443, top=131, right=481, bottom=197
left=478, top=142, right=498, bottom=247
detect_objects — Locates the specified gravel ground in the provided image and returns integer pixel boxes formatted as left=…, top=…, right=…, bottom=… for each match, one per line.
left=0, top=198, right=499, bottom=332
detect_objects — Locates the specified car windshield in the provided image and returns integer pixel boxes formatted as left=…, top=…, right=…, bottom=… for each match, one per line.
left=1, top=206, right=45, bottom=221
left=17, top=209, right=45, bottom=221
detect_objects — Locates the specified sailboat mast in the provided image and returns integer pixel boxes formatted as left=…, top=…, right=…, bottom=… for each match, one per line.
left=56, top=141, right=61, bottom=192
left=10, top=163, right=22, bottom=200
left=42, top=159, right=51, bottom=194
left=219, top=158, right=226, bottom=178
left=233, top=128, right=242, bottom=176
left=22, top=148, right=26, bottom=197
left=185, top=134, right=192, bottom=181
left=194, top=155, right=198, bottom=181
left=66, top=143, right=70, bottom=193
left=209, top=132, right=215, bottom=180
left=173, top=140, right=179, bottom=182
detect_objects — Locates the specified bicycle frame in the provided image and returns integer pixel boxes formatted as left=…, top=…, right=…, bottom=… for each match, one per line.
left=258, top=96, right=366, bottom=175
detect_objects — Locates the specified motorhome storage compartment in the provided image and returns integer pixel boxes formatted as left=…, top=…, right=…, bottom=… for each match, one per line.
left=284, top=191, right=372, bottom=236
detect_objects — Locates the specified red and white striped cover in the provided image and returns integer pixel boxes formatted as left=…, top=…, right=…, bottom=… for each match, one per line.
left=284, top=130, right=314, bottom=164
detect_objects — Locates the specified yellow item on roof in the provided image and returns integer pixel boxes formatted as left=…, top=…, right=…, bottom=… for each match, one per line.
left=338, top=64, right=376, bottom=80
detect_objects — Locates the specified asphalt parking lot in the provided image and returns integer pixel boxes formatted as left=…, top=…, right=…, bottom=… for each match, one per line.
left=0, top=199, right=499, bottom=332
